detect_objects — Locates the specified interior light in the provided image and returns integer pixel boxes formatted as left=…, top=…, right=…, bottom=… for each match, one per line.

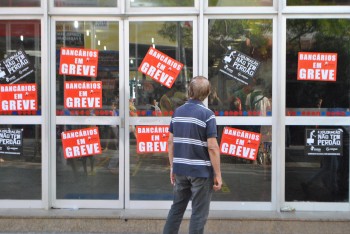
left=86, top=30, right=90, bottom=36
left=104, top=46, right=106, bottom=50
left=98, top=40, right=100, bottom=46
left=20, top=35, right=24, bottom=41
left=74, top=21, right=79, bottom=29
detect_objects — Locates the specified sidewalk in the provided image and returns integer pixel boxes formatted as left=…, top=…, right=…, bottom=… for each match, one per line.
left=1, top=209, right=350, bottom=234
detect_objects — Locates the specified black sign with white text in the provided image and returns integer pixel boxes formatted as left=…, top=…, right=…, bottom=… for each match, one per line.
left=219, top=49, right=260, bottom=85
left=305, top=128, right=343, bottom=156
left=0, top=128, right=23, bottom=156
left=0, top=48, right=34, bottom=84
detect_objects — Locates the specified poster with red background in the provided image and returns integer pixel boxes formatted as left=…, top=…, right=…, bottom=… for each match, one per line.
left=61, top=126, right=101, bottom=159
left=59, top=47, right=99, bottom=77
left=0, top=83, right=37, bottom=111
left=138, top=47, right=183, bottom=88
left=297, top=52, right=337, bottom=82
left=220, top=127, right=261, bottom=161
left=136, top=125, right=169, bottom=154
left=64, top=81, right=102, bottom=109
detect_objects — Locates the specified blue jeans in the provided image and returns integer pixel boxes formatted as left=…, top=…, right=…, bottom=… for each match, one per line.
left=163, top=175, right=213, bottom=234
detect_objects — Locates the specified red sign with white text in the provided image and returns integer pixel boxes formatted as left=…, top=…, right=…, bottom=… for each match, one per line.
left=64, top=81, right=102, bottom=109
left=61, top=127, right=102, bottom=159
left=138, top=47, right=183, bottom=88
left=297, top=52, right=337, bottom=82
left=136, top=125, right=169, bottom=154
left=220, top=127, right=261, bottom=161
left=0, top=83, right=37, bottom=111
left=59, top=47, right=99, bottom=77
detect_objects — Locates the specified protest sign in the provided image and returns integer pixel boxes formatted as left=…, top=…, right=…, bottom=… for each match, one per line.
left=61, top=126, right=102, bottom=159
left=64, top=81, right=102, bottom=109
left=59, top=47, right=99, bottom=77
left=0, top=83, right=37, bottom=111
left=0, top=48, right=34, bottom=84
left=220, top=127, right=261, bottom=161
left=298, top=52, right=337, bottom=82
left=219, top=49, right=260, bottom=85
left=138, top=47, right=183, bottom=88
left=0, top=128, right=23, bottom=156
left=136, top=125, right=169, bottom=154
left=305, top=128, right=343, bottom=156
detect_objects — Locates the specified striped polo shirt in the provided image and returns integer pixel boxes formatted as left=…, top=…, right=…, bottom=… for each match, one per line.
left=169, top=99, right=217, bottom=178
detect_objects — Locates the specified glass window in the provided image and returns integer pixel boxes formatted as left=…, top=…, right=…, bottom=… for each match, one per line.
left=0, top=0, right=40, bottom=7
left=129, top=21, right=193, bottom=116
left=0, top=125, right=42, bottom=199
left=285, top=125, right=349, bottom=202
left=208, top=19, right=273, bottom=116
left=0, top=20, right=41, bottom=116
left=54, top=0, right=117, bottom=7
left=213, top=125, right=272, bottom=201
left=129, top=126, right=171, bottom=200
left=56, top=21, right=119, bottom=117
left=287, top=0, right=350, bottom=6
left=130, top=0, right=194, bottom=7
left=209, top=0, right=272, bottom=7
left=286, top=19, right=350, bottom=117
left=56, top=124, right=119, bottom=200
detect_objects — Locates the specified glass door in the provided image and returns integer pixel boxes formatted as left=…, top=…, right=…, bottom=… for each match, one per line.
left=125, top=17, right=197, bottom=208
left=51, top=18, right=124, bottom=209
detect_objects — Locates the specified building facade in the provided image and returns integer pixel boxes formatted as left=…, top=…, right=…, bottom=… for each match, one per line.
left=0, top=0, right=349, bottom=212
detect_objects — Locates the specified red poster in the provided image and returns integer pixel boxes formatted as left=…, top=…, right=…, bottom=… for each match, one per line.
left=59, top=47, right=99, bottom=77
left=61, top=127, right=102, bottom=159
left=136, top=125, right=169, bottom=154
left=138, top=47, right=183, bottom=88
left=297, top=52, right=337, bottom=82
left=219, top=127, right=261, bottom=161
left=64, top=81, right=102, bottom=109
left=0, top=83, right=37, bottom=111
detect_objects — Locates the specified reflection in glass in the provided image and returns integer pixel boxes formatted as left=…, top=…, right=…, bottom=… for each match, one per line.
left=129, top=21, right=193, bottom=116
left=54, top=0, right=117, bottom=7
left=56, top=125, right=119, bottom=200
left=0, top=20, right=41, bottom=116
left=213, top=125, right=271, bottom=201
left=129, top=124, right=171, bottom=200
left=56, top=21, right=119, bottom=117
left=287, top=0, right=350, bottom=6
left=209, top=0, right=272, bottom=7
left=0, top=0, right=40, bottom=7
left=208, top=19, right=272, bottom=116
left=286, top=19, right=350, bottom=116
left=130, top=0, right=194, bottom=7
left=285, top=126, right=349, bottom=202
left=0, top=125, right=41, bottom=199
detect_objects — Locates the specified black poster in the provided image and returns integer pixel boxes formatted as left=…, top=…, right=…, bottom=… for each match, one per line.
left=0, top=48, right=34, bottom=84
left=305, top=128, right=343, bottom=156
left=219, top=49, right=261, bottom=85
left=0, top=128, right=23, bottom=156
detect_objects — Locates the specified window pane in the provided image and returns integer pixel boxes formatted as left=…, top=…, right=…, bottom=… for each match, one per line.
left=208, top=19, right=272, bottom=116
left=130, top=0, right=194, bottom=7
left=209, top=0, right=272, bottom=7
left=286, top=19, right=350, bottom=117
left=0, top=20, right=41, bottom=116
left=56, top=125, right=119, bottom=200
left=0, top=125, right=42, bottom=199
left=285, top=126, right=349, bottom=202
left=56, top=21, right=119, bottom=117
left=288, top=0, right=350, bottom=6
left=129, top=21, right=193, bottom=116
left=55, top=0, right=117, bottom=7
left=129, top=125, right=171, bottom=200
left=0, top=0, right=40, bottom=7
left=213, top=125, right=272, bottom=201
